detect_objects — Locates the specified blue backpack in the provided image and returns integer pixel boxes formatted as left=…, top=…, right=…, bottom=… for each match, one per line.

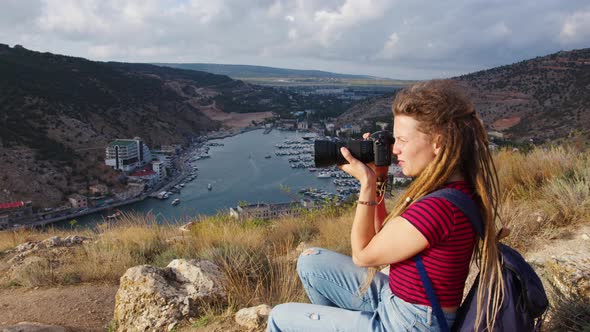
left=413, top=188, right=549, bottom=332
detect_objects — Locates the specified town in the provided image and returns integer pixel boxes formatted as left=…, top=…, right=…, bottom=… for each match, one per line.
left=2, top=112, right=514, bottom=230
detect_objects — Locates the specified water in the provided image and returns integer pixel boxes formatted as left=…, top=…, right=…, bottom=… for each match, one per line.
left=66, top=129, right=338, bottom=228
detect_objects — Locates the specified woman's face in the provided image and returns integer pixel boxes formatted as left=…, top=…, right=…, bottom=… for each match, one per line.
left=392, top=115, right=438, bottom=177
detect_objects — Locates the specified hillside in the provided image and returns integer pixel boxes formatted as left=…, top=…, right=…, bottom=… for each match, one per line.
left=0, top=44, right=295, bottom=207
left=456, top=48, right=590, bottom=142
left=336, top=48, right=590, bottom=143
left=155, top=63, right=413, bottom=87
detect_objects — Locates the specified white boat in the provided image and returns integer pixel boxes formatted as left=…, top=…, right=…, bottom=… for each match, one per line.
left=106, top=210, right=122, bottom=220
left=180, top=183, right=185, bottom=187
left=207, top=183, right=213, bottom=191
left=317, top=172, right=331, bottom=178
left=171, top=198, right=180, bottom=206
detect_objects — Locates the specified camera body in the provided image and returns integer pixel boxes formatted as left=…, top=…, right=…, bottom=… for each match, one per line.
left=314, top=131, right=395, bottom=168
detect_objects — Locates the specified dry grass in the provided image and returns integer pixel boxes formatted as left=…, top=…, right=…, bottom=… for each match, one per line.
left=0, top=147, right=588, bottom=326
left=494, top=147, right=589, bottom=250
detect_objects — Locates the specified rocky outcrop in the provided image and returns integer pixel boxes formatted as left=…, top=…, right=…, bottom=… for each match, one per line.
left=234, top=304, right=272, bottom=330
left=113, top=259, right=226, bottom=332
left=0, top=322, right=67, bottom=332
left=9, top=236, right=89, bottom=263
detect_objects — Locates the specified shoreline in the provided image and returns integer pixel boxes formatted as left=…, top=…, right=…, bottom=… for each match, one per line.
left=4, top=125, right=317, bottom=231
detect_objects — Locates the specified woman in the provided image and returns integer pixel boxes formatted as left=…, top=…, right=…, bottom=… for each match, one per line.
left=267, top=80, right=504, bottom=331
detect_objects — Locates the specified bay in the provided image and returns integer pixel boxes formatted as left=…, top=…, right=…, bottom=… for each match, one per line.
left=63, top=129, right=339, bottom=228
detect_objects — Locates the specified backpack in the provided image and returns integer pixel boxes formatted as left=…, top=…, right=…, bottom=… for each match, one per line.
left=413, top=188, right=549, bottom=332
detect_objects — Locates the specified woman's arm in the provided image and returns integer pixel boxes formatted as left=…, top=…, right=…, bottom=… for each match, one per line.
left=339, top=147, right=427, bottom=268
left=374, top=192, right=387, bottom=232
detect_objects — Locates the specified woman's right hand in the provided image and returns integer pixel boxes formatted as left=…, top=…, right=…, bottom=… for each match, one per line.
left=362, top=132, right=389, bottom=179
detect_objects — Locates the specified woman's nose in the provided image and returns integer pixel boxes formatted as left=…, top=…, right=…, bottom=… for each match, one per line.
left=392, top=143, right=401, bottom=155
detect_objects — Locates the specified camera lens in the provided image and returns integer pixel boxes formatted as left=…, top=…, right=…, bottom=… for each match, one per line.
left=314, top=140, right=337, bottom=168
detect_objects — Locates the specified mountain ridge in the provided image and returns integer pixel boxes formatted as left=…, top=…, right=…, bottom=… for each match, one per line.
left=336, top=48, right=590, bottom=143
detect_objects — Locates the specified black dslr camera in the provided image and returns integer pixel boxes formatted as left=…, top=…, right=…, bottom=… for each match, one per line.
left=314, top=131, right=395, bottom=168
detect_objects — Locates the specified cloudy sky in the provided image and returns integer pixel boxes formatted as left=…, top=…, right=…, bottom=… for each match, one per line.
left=1, top=0, right=589, bottom=79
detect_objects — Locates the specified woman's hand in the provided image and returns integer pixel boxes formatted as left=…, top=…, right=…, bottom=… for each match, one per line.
left=338, top=147, right=375, bottom=185
left=361, top=133, right=389, bottom=179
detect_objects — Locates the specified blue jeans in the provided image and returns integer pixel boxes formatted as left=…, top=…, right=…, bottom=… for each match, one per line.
left=267, top=248, right=456, bottom=331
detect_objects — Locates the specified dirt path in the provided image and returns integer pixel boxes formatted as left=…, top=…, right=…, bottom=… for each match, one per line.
left=0, top=284, right=118, bottom=331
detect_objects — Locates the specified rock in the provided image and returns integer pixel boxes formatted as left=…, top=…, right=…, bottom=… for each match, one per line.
left=113, top=259, right=226, bottom=332
left=582, top=233, right=590, bottom=241
left=543, top=256, right=590, bottom=300
left=41, top=236, right=62, bottom=248
left=166, top=259, right=226, bottom=300
left=295, top=242, right=310, bottom=255
left=179, top=222, right=196, bottom=232
left=7, top=256, right=51, bottom=286
left=235, top=304, right=272, bottom=330
left=0, top=322, right=67, bottom=332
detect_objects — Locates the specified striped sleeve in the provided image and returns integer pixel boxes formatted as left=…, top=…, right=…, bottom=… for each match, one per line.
left=401, top=197, right=454, bottom=246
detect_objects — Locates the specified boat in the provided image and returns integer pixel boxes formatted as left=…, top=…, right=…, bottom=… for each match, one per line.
left=106, top=210, right=122, bottom=220
left=171, top=198, right=180, bottom=206
left=264, top=155, right=272, bottom=159
left=207, top=183, right=213, bottom=191
left=317, top=172, right=332, bottom=178
left=180, top=183, right=185, bottom=187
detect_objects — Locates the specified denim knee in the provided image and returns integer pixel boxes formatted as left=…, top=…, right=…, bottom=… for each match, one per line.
left=266, top=303, right=291, bottom=332
left=296, top=247, right=323, bottom=277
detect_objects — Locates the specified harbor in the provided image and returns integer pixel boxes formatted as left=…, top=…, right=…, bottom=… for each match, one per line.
left=58, top=129, right=348, bottom=228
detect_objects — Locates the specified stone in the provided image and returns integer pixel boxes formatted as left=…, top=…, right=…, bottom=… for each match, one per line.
left=295, top=242, right=310, bottom=254
left=179, top=222, right=196, bottom=232
left=544, top=256, right=590, bottom=300
left=0, top=322, right=67, bottom=332
left=582, top=233, right=590, bottom=241
left=234, top=304, right=272, bottom=330
left=113, top=259, right=226, bottom=332
left=41, top=236, right=62, bottom=248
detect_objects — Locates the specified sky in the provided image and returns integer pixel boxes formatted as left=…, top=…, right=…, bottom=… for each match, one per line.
left=1, top=0, right=589, bottom=80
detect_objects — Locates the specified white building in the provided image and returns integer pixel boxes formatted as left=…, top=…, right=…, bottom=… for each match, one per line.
left=105, top=138, right=152, bottom=172
left=152, top=161, right=167, bottom=181
left=230, top=202, right=304, bottom=220
left=339, top=124, right=362, bottom=135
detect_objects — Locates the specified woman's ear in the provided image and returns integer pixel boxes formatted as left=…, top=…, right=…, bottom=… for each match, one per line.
left=432, top=135, right=442, bottom=156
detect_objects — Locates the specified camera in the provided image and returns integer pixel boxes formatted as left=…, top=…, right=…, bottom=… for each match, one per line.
left=314, top=131, right=395, bottom=168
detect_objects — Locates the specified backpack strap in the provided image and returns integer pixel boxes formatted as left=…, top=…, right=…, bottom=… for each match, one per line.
left=413, top=188, right=485, bottom=332
left=414, top=254, right=450, bottom=332
left=421, top=188, right=485, bottom=239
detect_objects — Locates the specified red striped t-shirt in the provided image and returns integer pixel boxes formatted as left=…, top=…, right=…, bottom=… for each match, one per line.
left=389, top=181, right=477, bottom=307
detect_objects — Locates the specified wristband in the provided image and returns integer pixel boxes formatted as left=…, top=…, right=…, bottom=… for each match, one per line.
left=357, top=200, right=378, bottom=206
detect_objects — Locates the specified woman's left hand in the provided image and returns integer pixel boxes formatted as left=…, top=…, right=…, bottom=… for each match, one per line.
left=338, top=147, right=376, bottom=186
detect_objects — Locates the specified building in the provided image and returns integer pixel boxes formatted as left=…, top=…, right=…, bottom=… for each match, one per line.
left=160, top=145, right=182, bottom=155
left=128, top=168, right=158, bottom=187
left=297, top=121, right=309, bottom=130
left=68, top=194, right=88, bottom=209
left=325, top=123, right=335, bottom=135
left=230, top=202, right=304, bottom=220
left=105, top=138, right=153, bottom=172
left=0, top=201, right=33, bottom=226
left=152, top=161, right=167, bottom=181
left=89, top=184, right=109, bottom=196
left=339, top=124, right=362, bottom=135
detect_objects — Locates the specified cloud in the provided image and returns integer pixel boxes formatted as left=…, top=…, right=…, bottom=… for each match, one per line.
left=1, top=0, right=589, bottom=79
left=560, top=10, right=590, bottom=43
